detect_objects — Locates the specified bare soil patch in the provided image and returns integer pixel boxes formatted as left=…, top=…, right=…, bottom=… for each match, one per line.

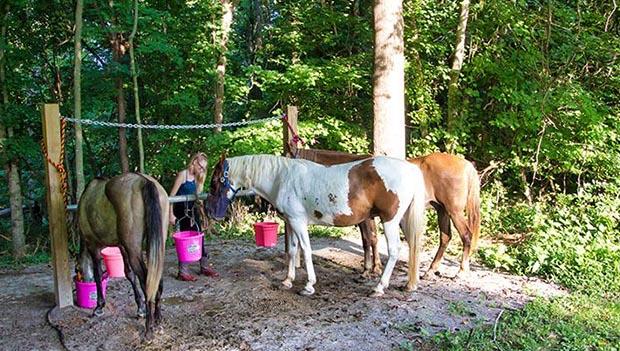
left=0, top=233, right=564, bottom=351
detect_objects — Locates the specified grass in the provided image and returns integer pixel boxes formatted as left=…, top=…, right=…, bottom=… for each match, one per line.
left=418, top=294, right=620, bottom=351
left=0, top=251, right=51, bottom=269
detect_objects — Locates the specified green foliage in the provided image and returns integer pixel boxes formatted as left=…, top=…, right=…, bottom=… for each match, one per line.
left=478, top=181, right=620, bottom=295
left=0, top=251, right=50, bottom=269
left=426, top=294, right=620, bottom=351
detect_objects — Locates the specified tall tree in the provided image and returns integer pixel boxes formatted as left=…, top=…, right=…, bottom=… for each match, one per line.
left=0, top=4, right=25, bottom=258
left=128, top=0, right=143, bottom=173
left=214, top=0, right=236, bottom=133
left=73, top=0, right=85, bottom=198
left=372, top=0, right=406, bottom=159
left=446, top=0, right=471, bottom=153
left=110, top=1, right=129, bottom=173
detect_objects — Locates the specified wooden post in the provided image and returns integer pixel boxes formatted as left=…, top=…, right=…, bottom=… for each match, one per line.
left=41, top=103, right=73, bottom=308
left=282, top=105, right=298, bottom=157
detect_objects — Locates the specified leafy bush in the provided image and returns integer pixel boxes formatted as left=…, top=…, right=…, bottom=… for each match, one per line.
left=478, top=181, right=620, bottom=295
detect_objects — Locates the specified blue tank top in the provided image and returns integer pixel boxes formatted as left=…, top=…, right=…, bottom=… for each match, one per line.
left=177, top=179, right=196, bottom=196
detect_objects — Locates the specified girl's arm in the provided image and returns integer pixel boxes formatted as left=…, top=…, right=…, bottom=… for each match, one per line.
left=168, top=170, right=186, bottom=224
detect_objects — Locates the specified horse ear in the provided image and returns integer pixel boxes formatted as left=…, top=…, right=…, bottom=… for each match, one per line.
left=219, top=151, right=227, bottom=162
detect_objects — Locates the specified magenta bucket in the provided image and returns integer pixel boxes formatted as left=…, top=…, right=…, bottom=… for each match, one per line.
left=101, top=246, right=125, bottom=278
left=173, top=231, right=204, bottom=263
left=254, top=222, right=279, bottom=247
left=75, top=273, right=108, bottom=309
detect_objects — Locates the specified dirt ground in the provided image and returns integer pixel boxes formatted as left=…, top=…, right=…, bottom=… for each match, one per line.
left=0, top=233, right=565, bottom=351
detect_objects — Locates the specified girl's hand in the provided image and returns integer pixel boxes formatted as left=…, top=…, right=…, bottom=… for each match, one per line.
left=169, top=213, right=176, bottom=226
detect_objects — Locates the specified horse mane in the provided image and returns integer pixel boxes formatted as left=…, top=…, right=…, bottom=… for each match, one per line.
left=228, top=155, right=315, bottom=187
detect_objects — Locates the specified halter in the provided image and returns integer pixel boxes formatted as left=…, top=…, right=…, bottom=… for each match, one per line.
left=220, top=160, right=241, bottom=201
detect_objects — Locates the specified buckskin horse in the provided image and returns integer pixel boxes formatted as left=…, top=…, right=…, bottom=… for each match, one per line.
left=77, top=173, right=169, bottom=339
left=206, top=154, right=426, bottom=296
left=296, top=150, right=481, bottom=279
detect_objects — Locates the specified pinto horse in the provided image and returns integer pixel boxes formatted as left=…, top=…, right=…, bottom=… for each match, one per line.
left=77, top=173, right=169, bottom=339
left=206, top=154, right=426, bottom=296
left=296, top=150, right=481, bottom=279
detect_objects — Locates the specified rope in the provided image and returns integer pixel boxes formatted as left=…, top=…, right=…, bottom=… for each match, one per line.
left=282, top=114, right=305, bottom=146
left=41, top=118, right=69, bottom=211
left=61, top=115, right=282, bottom=129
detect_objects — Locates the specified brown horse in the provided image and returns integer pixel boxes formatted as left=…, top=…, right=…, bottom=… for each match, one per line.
left=77, top=173, right=169, bottom=339
left=295, top=149, right=480, bottom=279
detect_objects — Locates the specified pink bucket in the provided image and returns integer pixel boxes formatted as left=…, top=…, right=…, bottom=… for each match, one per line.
left=173, top=231, right=204, bottom=263
left=254, top=222, right=279, bottom=247
left=75, top=273, right=108, bottom=309
left=101, top=246, right=125, bottom=278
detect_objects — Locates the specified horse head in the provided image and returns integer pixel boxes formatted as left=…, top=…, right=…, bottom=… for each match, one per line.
left=206, top=153, right=240, bottom=220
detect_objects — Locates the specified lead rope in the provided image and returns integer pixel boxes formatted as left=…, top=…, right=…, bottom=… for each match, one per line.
left=282, top=114, right=305, bottom=158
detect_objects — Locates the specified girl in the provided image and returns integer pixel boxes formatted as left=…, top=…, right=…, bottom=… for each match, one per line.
left=169, top=152, right=219, bottom=281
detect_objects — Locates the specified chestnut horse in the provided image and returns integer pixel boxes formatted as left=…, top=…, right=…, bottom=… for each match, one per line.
left=77, top=173, right=169, bottom=339
left=206, top=154, right=426, bottom=296
left=297, top=150, right=480, bottom=279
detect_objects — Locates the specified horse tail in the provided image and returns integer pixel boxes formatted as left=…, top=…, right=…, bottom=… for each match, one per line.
left=142, top=179, right=164, bottom=303
left=403, top=167, right=427, bottom=290
left=466, top=163, right=481, bottom=253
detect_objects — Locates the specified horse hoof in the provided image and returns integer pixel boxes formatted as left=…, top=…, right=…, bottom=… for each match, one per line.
left=421, top=270, right=439, bottom=280
left=93, top=309, right=104, bottom=317
left=369, top=290, right=384, bottom=298
left=142, top=331, right=154, bottom=342
left=137, top=308, right=146, bottom=318
left=281, top=280, right=293, bottom=289
left=299, top=287, right=315, bottom=296
left=405, top=283, right=418, bottom=292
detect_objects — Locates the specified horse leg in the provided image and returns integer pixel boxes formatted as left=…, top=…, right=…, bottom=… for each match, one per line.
left=90, top=249, right=106, bottom=317
left=285, top=222, right=302, bottom=268
left=358, top=221, right=373, bottom=278
left=371, top=221, right=401, bottom=297
left=154, top=280, right=164, bottom=326
left=119, top=246, right=146, bottom=318
left=423, top=207, right=452, bottom=280
left=282, top=227, right=299, bottom=289
left=292, top=222, right=316, bottom=296
left=125, top=248, right=153, bottom=339
left=449, top=210, right=472, bottom=278
left=368, top=220, right=382, bottom=275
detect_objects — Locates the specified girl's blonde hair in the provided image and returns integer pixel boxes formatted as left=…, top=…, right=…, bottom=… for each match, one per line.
left=188, top=152, right=208, bottom=194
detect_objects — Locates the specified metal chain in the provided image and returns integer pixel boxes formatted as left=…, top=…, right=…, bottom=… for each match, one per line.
left=61, top=115, right=282, bottom=129
left=40, top=118, right=70, bottom=211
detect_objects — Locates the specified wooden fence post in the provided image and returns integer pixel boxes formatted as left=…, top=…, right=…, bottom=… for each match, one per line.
left=282, top=105, right=298, bottom=157
left=41, top=103, right=73, bottom=308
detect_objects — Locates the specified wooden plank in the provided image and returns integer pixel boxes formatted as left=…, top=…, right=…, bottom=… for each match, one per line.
left=282, top=105, right=298, bottom=157
left=41, top=103, right=73, bottom=308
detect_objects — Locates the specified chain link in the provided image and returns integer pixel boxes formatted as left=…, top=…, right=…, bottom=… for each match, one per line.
left=61, top=115, right=282, bottom=129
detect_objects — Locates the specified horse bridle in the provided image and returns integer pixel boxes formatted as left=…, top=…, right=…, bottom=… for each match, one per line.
left=220, top=160, right=241, bottom=201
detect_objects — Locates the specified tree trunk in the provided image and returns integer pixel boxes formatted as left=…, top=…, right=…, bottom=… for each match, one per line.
left=116, top=75, right=129, bottom=173
left=128, top=0, right=143, bottom=173
left=1, top=4, right=25, bottom=258
left=214, top=0, right=235, bottom=133
left=73, top=0, right=85, bottom=198
left=372, top=0, right=406, bottom=159
left=446, top=0, right=470, bottom=153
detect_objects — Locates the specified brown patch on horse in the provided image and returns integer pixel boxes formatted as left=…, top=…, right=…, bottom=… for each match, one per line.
left=314, top=210, right=323, bottom=219
left=333, top=159, right=399, bottom=226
